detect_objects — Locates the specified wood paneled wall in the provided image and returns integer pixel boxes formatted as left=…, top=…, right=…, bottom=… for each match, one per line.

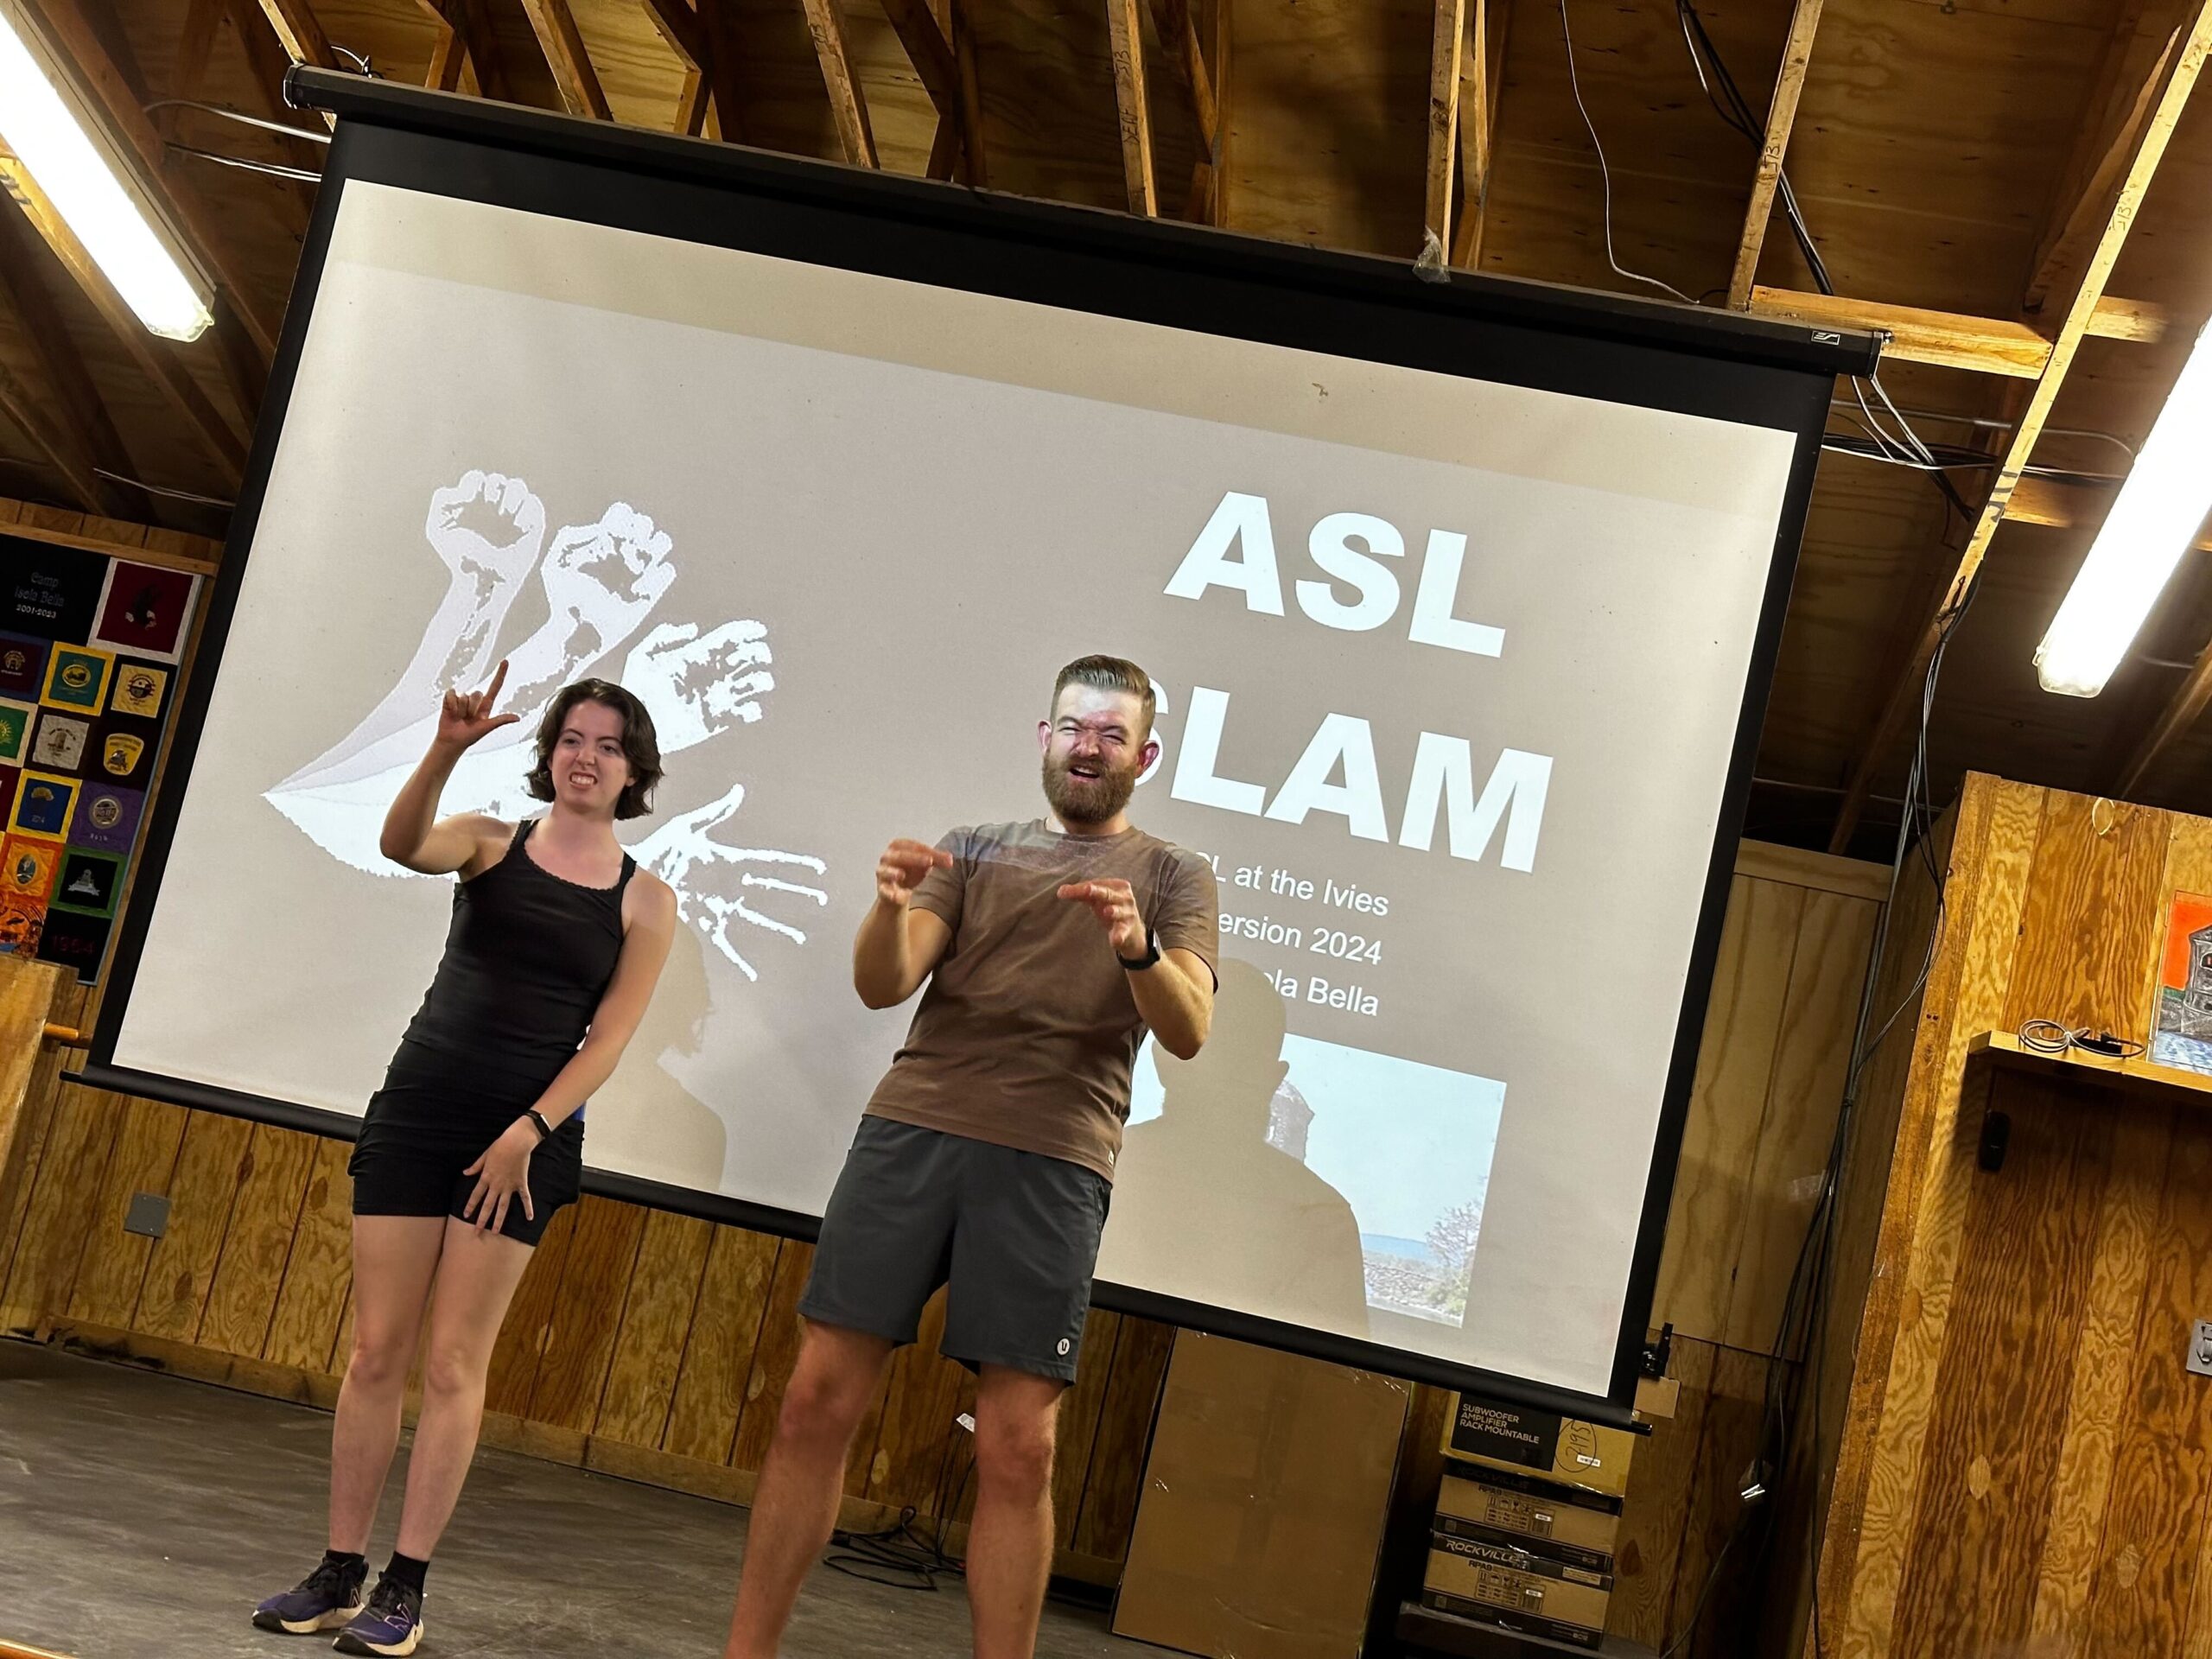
left=1367, top=839, right=1891, bottom=1658
left=1785, top=774, right=2212, bottom=1659
left=0, top=977, right=1169, bottom=1580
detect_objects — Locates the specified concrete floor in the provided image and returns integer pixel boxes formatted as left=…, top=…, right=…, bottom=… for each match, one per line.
left=0, top=1340, right=1165, bottom=1658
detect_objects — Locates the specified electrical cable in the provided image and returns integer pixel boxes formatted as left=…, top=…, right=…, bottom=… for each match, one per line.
left=142, top=98, right=333, bottom=143
left=1560, top=0, right=1694, bottom=304
left=93, top=468, right=236, bottom=508
left=164, top=143, right=322, bottom=182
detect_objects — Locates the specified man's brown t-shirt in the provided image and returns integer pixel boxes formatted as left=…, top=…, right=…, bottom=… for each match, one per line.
left=864, top=818, right=1220, bottom=1182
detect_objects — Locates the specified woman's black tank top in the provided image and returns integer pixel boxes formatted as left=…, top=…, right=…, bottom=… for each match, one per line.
left=401, top=819, right=635, bottom=1081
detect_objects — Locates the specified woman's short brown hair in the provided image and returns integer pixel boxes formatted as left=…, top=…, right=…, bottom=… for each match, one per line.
left=525, top=679, right=663, bottom=820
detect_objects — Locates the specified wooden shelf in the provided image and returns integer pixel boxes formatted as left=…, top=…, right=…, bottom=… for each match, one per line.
left=1967, top=1030, right=2212, bottom=1105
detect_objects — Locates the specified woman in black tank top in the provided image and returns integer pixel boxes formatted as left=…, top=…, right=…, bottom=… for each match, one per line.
left=252, top=666, right=677, bottom=1656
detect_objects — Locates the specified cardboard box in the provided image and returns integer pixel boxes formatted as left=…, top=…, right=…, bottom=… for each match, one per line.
left=1113, top=1332, right=1411, bottom=1658
left=1440, top=1394, right=1637, bottom=1497
left=1435, top=1468, right=1622, bottom=1572
left=1423, top=1533, right=1611, bottom=1651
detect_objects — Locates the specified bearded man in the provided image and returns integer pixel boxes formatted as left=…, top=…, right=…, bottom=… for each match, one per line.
left=723, top=655, right=1218, bottom=1659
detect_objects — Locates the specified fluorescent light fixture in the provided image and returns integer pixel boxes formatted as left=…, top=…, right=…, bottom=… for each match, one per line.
left=0, top=0, right=213, bottom=340
left=2036, top=316, right=2212, bottom=697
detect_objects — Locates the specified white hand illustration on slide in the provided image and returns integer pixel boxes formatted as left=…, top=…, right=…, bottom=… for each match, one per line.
left=625, top=620, right=775, bottom=749
left=275, top=471, right=546, bottom=791
left=265, top=474, right=830, bottom=981
left=285, top=502, right=682, bottom=794
left=632, top=783, right=830, bottom=980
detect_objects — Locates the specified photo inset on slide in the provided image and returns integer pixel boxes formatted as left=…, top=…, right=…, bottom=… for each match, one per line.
left=1122, top=960, right=1505, bottom=1331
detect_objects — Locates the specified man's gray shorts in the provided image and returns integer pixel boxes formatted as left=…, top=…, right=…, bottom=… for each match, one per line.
left=799, top=1117, right=1112, bottom=1384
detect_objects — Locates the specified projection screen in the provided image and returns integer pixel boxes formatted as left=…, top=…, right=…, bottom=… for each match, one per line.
left=86, top=73, right=1874, bottom=1418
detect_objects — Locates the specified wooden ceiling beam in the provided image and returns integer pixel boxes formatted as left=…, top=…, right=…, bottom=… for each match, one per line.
left=218, top=0, right=323, bottom=222
left=642, top=0, right=708, bottom=65
left=2025, top=0, right=2182, bottom=315
left=518, top=0, right=613, bottom=118
left=415, top=0, right=508, bottom=102
left=426, top=23, right=467, bottom=91
left=0, top=197, right=130, bottom=516
left=1754, top=288, right=2171, bottom=375
left=878, top=0, right=970, bottom=178
left=1150, top=0, right=1217, bottom=219
left=2120, top=621, right=2212, bottom=796
left=16, top=0, right=282, bottom=365
left=0, top=168, right=245, bottom=485
left=798, top=0, right=879, bottom=165
left=1208, top=0, right=1230, bottom=224
left=0, top=356, right=109, bottom=512
left=1423, top=0, right=1465, bottom=261
left=1105, top=0, right=1156, bottom=213
left=881, top=0, right=960, bottom=117
left=253, top=0, right=335, bottom=69
left=1449, top=0, right=1499, bottom=268
left=952, top=0, right=988, bottom=188
left=695, top=0, right=754, bottom=148
left=1827, top=0, right=2212, bottom=852
left=1728, top=0, right=1824, bottom=308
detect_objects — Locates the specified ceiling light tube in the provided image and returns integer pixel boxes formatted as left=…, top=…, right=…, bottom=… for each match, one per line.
left=0, top=0, right=213, bottom=340
left=2036, top=315, right=2212, bottom=697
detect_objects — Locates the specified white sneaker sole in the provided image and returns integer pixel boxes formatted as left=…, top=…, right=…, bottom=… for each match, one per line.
left=332, top=1618, right=423, bottom=1656
left=254, top=1602, right=365, bottom=1635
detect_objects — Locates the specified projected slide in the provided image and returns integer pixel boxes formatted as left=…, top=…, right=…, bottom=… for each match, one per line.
left=108, top=172, right=1810, bottom=1401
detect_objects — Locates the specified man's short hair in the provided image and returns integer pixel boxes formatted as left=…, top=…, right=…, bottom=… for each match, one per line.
left=1052, top=655, right=1157, bottom=741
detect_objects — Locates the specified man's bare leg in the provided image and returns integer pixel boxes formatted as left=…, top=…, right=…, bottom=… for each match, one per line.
left=966, top=1364, right=1065, bottom=1659
left=722, top=1320, right=894, bottom=1659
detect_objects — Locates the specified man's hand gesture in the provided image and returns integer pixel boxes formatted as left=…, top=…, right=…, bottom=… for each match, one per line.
left=1059, top=878, right=1147, bottom=960
left=878, top=839, right=951, bottom=907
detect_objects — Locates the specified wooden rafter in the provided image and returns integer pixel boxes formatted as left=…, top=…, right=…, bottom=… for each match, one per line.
left=1727, top=0, right=1824, bottom=308
left=175, top=0, right=225, bottom=103
left=636, top=0, right=709, bottom=130
left=878, top=0, right=969, bottom=176
left=0, top=191, right=130, bottom=517
left=1827, top=0, right=2212, bottom=851
left=1423, top=0, right=1465, bottom=258
left=2025, top=0, right=2180, bottom=314
left=16, top=0, right=281, bottom=365
left=696, top=0, right=754, bottom=147
left=518, top=0, right=613, bottom=119
left=0, top=356, right=113, bottom=512
left=952, top=0, right=988, bottom=188
left=2120, top=624, right=2212, bottom=796
left=217, top=0, right=323, bottom=222
left=426, top=25, right=467, bottom=91
left=0, top=168, right=246, bottom=485
left=1150, top=0, right=1218, bottom=219
left=798, top=0, right=878, bottom=166
left=253, top=0, right=336, bottom=69
left=1104, top=0, right=1156, bottom=214
left=415, top=0, right=507, bottom=102
left=1450, top=0, right=1497, bottom=267
left=1751, top=288, right=2169, bottom=378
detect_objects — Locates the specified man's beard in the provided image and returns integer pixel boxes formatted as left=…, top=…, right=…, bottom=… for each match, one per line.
left=1043, top=753, right=1139, bottom=826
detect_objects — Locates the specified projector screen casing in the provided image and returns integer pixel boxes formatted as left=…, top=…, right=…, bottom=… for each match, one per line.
left=84, top=70, right=1876, bottom=1424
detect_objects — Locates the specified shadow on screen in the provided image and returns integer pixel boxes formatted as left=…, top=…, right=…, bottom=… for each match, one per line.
left=1111, top=960, right=1370, bottom=1337
left=582, top=923, right=728, bottom=1190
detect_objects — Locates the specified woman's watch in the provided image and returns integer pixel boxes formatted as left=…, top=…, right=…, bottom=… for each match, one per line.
left=523, top=1109, right=554, bottom=1141
left=1117, top=929, right=1162, bottom=971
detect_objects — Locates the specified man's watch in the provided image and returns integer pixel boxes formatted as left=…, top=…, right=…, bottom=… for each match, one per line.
left=1117, top=929, right=1162, bottom=972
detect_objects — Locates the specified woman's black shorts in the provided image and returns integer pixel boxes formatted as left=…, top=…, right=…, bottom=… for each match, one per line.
left=349, top=1039, right=583, bottom=1246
